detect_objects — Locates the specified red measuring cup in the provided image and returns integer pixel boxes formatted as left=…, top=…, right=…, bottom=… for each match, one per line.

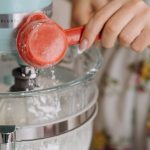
left=16, top=12, right=101, bottom=68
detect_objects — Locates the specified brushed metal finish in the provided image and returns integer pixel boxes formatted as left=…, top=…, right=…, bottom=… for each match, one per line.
left=0, top=103, right=97, bottom=150
left=16, top=104, right=97, bottom=142
left=0, top=126, right=16, bottom=150
left=0, top=3, right=52, bottom=28
left=0, top=143, right=15, bottom=150
left=0, top=102, right=97, bottom=149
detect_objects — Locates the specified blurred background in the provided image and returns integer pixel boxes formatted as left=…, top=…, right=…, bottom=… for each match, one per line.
left=53, top=0, right=150, bottom=150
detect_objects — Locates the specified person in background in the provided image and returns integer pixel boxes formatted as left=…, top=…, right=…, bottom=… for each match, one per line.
left=71, top=0, right=150, bottom=150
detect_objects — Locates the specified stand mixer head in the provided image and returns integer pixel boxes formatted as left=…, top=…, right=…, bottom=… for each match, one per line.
left=0, top=0, right=53, bottom=92
left=0, top=0, right=52, bottom=54
left=0, top=1, right=101, bottom=150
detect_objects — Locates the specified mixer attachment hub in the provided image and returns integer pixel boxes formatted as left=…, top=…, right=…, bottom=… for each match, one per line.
left=10, top=66, right=39, bottom=92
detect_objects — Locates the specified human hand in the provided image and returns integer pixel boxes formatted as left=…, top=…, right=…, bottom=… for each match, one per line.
left=72, top=0, right=150, bottom=52
left=72, top=0, right=109, bottom=25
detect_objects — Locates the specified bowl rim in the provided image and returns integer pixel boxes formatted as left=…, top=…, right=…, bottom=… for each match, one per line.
left=0, top=45, right=102, bottom=97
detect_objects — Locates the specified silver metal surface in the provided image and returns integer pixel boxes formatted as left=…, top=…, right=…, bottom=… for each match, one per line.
left=16, top=103, right=96, bottom=142
left=0, top=103, right=97, bottom=149
left=0, top=143, right=15, bottom=150
left=0, top=126, right=16, bottom=150
left=0, top=103, right=96, bottom=143
left=0, top=3, right=52, bottom=28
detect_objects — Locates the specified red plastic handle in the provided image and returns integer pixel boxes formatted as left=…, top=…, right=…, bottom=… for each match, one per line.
left=65, top=26, right=101, bottom=46
left=65, top=26, right=84, bottom=45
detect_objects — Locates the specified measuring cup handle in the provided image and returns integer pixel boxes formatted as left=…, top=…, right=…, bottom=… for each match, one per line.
left=65, top=26, right=84, bottom=45
left=65, top=26, right=101, bottom=46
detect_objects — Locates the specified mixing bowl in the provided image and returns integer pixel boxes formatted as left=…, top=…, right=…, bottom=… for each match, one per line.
left=0, top=45, right=101, bottom=150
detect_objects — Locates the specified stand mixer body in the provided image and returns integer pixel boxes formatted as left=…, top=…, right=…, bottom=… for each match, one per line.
left=0, top=0, right=53, bottom=91
left=0, top=1, right=101, bottom=150
left=0, top=0, right=52, bottom=54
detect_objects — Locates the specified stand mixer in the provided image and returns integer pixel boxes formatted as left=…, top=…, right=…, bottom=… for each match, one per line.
left=0, top=0, right=52, bottom=91
left=0, top=1, right=101, bottom=150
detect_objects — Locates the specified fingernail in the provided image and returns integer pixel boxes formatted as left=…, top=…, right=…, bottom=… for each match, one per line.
left=77, top=46, right=83, bottom=54
left=79, top=38, right=89, bottom=51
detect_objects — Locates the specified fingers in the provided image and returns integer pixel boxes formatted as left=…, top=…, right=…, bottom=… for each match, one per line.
left=79, top=0, right=150, bottom=52
left=91, top=0, right=109, bottom=11
left=72, top=0, right=93, bottom=26
left=131, top=26, right=150, bottom=52
left=118, top=8, right=149, bottom=47
left=81, top=0, right=127, bottom=49
left=101, top=0, right=146, bottom=48
left=75, top=0, right=150, bottom=52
